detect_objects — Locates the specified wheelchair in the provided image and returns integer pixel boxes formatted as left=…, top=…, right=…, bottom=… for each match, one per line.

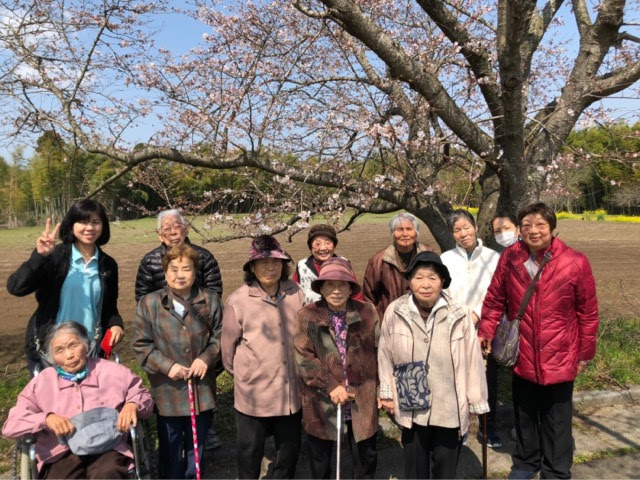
left=10, top=353, right=154, bottom=479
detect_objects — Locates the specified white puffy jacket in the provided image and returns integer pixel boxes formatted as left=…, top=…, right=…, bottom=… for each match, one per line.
left=441, top=239, right=500, bottom=318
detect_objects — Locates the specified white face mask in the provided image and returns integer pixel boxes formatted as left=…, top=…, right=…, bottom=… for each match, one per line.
left=495, top=231, right=518, bottom=248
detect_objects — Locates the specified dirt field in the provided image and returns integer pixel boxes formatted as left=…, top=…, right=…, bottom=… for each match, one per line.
left=1, top=219, right=639, bottom=373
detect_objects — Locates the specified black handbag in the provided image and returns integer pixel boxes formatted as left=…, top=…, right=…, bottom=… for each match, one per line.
left=491, top=252, right=552, bottom=367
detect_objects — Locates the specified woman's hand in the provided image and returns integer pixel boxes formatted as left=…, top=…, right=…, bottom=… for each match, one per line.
left=168, top=363, right=189, bottom=381
left=36, top=218, right=61, bottom=256
left=577, top=360, right=589, bottom=375
left=479, top=337, right=491, bottom=355
left=188, top=358, right=208, bottom=379
left=108, top=326, right=124, bottom=346
left=379, top=399, right=394, bottom=415
left=45, top=413, right=75, bottom=437
left=329, top=385, right=350, bottom=405
left=117, top=402, right=139, bottom=432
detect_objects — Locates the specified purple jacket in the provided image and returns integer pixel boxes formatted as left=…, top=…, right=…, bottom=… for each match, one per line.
left=2, top=358, right=153, bottom=471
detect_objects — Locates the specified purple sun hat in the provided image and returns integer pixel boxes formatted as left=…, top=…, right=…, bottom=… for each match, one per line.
left=242, top=235, right=292, bottom=271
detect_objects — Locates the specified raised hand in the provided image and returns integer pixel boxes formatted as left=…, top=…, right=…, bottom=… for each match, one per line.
left=36, top=218, right=61, bottom=256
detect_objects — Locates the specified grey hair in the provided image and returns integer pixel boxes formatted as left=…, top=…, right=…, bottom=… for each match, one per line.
left=45, top=322, right=90, bottom=365
left=389, top=212, right=419, bottom=237
left=157, top=209, right=187, bottom=230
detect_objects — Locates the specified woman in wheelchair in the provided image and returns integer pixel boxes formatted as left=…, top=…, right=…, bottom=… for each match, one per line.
left=2, top=322, right=153, bottom=479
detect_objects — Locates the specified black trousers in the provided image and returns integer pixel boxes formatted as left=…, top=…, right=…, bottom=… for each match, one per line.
left=306, top=423, right=377, bottom=479
left=512, top=375, right=574, bottom=479
left=401, top=424, right=462, bottom=479
left=235, top=409, right=301, bottom=479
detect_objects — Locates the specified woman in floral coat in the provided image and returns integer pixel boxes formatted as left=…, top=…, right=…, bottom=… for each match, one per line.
left=295, top=257, right=380, bottom=479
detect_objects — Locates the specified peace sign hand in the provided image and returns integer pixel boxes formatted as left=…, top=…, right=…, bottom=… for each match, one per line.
left=36, top=218, right=61, bottom=256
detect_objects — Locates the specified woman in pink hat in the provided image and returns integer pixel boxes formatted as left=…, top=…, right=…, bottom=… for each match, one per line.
left=294, top=257, right=379, bottom=478
left=221, top=235, right=305, bottom=479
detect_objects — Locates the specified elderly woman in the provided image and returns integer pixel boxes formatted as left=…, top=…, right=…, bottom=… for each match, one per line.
left=440, top=209, right=501, bottom=447
left=222, top=235, right=305, bottom=479
left=479, top=203, right=599, bottom=480
left=363, top=212, right=431, bottom=319
left=295, top=257, right=379, bottom=479
left=7, top=199, right=124, bottom=372
left=2, top=322, right=153, bottom=479
left=134, top=208, right=224, bottom=451
left=378, top=251, right=488, bottom=479
left=292, top=224, right=364, bottom=305
left=133, top=244, right=222, bottom=479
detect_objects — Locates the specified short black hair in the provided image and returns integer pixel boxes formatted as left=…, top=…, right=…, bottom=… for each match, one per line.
left=446, top=209, right=476, bottom=231
left=59, top=199, right=111, bottom=246
left=491, top=211, right=518, bottom=229
left=517, top=202, right=557, bottom=231
left=243, top=261, right=291, bottom=286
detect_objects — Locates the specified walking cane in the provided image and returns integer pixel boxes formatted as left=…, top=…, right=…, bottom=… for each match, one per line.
left=188, top=378, right=202, bottom=480
left=482, top=412, right=488, bottom=479
left=336, top=402, right=342, bottom=480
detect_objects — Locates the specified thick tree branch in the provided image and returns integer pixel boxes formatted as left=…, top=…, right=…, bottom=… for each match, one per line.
left=415, top=0, right=503, bottom=120
left=313, top=0, right=494, bottom=159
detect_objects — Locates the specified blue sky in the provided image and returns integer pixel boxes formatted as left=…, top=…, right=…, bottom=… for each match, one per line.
left=1, top=1, right=638, bottom=161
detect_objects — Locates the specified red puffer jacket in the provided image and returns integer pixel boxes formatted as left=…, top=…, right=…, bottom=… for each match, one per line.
left=479, top=237, right=599, bottom=385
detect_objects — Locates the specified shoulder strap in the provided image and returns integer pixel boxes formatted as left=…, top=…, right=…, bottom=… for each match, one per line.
left=515, top=252, right=552, bottom=321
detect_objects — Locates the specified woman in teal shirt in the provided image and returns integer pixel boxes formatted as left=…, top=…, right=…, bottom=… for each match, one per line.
left=7, top=199, right=124, bottom=372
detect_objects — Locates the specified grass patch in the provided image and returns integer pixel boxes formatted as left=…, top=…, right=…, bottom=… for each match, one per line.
left=493, top=317, right=640, bottom=407
left=0, top=371, right=32, bottom=474
left=576, top=317, right=640, bottom=390
left=573, top=446, right=639, bottom=465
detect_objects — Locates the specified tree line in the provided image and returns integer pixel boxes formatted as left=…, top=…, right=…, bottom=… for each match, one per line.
left=1, top=122, right=638, bottom=229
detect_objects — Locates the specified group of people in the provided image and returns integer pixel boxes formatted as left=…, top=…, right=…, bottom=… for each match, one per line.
left=2, top=199, right=598, bottom=480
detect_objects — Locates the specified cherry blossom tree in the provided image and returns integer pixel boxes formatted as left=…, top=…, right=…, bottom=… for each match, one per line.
left=1, top=0, right=638, bottom=248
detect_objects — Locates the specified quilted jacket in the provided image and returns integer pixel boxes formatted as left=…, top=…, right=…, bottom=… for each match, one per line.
left=134, top=239, right=222, bottom=301
left=479, top=237, right=599, bottom=385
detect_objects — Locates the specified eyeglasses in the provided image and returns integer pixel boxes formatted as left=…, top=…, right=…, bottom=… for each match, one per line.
left=159, top=224, right=184, bottom=235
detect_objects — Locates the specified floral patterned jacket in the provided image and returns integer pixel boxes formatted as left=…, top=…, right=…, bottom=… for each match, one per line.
left=294, top=299, right=380, bottom=442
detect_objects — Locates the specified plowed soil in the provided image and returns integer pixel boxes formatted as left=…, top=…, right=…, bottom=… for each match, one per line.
left=1, top=219, right=639, bottom=374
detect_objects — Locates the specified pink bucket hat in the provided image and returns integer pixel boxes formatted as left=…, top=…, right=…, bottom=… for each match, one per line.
left=311, top=257, right=361, bottom=295
left=243, top=235, right=292, bottom=271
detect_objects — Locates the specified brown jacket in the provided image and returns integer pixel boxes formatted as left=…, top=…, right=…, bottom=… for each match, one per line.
left=362, top=243, right=431, bottom=319
left=221, top=280, right=304, bottom=417
left=295, top=299, right=380, bottom=442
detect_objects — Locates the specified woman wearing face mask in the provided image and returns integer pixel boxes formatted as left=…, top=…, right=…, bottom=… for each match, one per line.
left=480, top=203, right=599, bottom=479
left=440, top=209, right=502, bottom=448
left=492, top=213, right=520, bottom=249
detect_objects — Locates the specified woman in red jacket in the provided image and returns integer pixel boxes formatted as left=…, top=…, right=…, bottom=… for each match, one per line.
left=479, top=203, right=599, bottom=480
